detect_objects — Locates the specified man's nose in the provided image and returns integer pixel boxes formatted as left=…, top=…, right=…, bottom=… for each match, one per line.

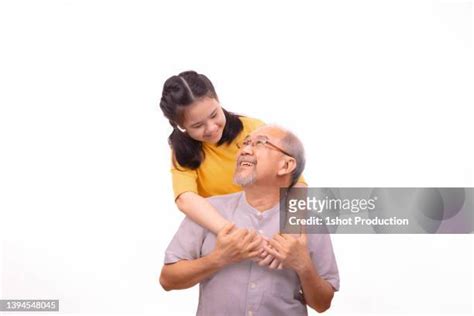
left=240, top=143, right=254, bottom=155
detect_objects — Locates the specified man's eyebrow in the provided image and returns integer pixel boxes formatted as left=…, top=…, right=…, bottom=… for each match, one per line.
left=244, top=134, right=270, bottom=140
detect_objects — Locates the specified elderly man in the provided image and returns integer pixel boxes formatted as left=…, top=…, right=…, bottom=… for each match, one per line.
left=160, top=125, right=339, bottom=315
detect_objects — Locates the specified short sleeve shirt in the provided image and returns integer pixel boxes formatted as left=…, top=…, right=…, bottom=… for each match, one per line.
left=164, top=191, right=339, bottom=316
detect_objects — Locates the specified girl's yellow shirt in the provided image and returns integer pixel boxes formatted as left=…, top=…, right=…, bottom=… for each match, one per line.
left=171, top=116, right=305, bottom=199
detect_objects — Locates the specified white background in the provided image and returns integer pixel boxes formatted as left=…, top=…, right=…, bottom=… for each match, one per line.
left=0, top=0, right=473, bottom=315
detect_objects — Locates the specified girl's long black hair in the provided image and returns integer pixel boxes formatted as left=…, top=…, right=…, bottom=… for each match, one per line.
left=160, top=71, right=243, bottom=169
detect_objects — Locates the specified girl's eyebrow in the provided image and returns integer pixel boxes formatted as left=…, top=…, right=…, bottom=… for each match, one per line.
left=190, top=108, right=217, bottom=127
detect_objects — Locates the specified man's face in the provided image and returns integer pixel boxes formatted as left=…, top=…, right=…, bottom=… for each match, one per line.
left=233, top=126, right=288, bottom=187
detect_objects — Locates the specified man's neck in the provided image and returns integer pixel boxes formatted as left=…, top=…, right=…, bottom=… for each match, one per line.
left=243, top=185, right=280, bottom=212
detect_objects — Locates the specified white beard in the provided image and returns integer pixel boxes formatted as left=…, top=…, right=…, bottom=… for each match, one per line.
left=233, top=170, right=256, bottom=187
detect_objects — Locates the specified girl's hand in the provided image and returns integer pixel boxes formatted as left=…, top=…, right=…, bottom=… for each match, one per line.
left=256, top=236, right=283, bottom=269
left=212, top=224, right=263, bottom=267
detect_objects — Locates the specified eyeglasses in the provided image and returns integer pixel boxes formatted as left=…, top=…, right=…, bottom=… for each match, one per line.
left=236, top=136, right=295, bottom=158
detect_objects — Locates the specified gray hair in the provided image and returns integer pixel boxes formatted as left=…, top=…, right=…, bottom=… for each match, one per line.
left=268, top=125, right=306, bottom=187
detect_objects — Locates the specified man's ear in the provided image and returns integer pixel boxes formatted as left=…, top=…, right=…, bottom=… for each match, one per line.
left=277, top=157, right=297, bottom=176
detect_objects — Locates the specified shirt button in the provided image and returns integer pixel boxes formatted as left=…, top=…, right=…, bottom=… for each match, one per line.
left=250, top=282, right=256, bottom=289
left=257, top=215, right=263, bottom=221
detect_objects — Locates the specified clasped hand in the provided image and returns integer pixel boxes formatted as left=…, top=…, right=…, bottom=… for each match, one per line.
left=213, top=224, right=309, bottom=271
left=212, top=223, right=263, bottom=266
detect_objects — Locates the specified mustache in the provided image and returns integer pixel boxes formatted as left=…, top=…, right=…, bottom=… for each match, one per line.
left=236, top=156, right=257, bottom=166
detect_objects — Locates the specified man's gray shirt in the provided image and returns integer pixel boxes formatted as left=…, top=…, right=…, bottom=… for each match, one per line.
left=164, top=191, right=340, bottom=316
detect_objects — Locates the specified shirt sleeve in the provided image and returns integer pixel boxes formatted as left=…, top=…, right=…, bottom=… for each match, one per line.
left=164, top=216, right=207, bottom=264
left=308, top=234, right=340, bottom=291
left=248, top=117, right=265, bottom=130
left=171, top=156, right=198, bottom=200
left=240, top=117, right=266, bottom=135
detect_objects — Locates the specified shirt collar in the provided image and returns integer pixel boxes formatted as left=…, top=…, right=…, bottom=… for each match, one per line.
left=238, top=191, right=280, bottom=219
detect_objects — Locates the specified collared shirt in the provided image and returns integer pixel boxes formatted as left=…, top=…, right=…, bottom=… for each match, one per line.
left=164, top=191, right=340, bottom=316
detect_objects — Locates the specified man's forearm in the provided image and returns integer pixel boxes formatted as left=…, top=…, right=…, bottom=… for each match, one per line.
left=160, top=252, right=222, bottom=291
left=296, top=257, right=335, bottom=313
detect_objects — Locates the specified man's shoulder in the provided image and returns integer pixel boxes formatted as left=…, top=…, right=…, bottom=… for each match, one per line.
left=177, top=192, right=243, bottom=235
left=206, top=191, right=243, bottom=213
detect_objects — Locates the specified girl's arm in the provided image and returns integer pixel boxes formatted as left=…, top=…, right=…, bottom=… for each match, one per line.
left=175, top=191, right=230, bottom=235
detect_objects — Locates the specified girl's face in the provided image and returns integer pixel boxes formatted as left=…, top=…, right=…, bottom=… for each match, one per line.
left=179, top=97, right=226, bottom=144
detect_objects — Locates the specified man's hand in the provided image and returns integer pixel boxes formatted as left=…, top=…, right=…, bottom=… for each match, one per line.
left=257, top=236, right=283, bottom=269
left=263, top=233, right=312, bottom=273
left=211, top=223, right=263, bottom=267
left=263, top=233, right=336, bottom=313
